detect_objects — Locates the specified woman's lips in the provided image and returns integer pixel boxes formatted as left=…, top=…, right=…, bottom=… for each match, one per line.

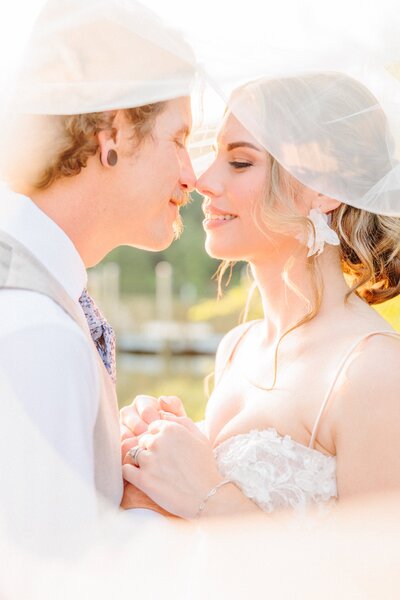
left=203, top=212, right=238, bottom=230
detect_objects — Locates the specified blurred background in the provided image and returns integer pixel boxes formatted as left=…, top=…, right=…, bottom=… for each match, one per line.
left=87, top=188, right=400, bottom=421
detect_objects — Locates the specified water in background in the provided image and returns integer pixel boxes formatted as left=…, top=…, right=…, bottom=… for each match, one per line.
left=117, top=352, right=214, bottom=421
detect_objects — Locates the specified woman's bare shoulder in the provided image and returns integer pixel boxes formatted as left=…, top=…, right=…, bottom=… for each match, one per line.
left=215, top=320, right=260, bottom=371
left=332, top=332, right=400, bottom=496
left=334, top=331, right=400, bottom=419
left=353, top=331, right=400, bottom=374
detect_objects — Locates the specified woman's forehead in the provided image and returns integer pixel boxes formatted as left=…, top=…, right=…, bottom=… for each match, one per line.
left=216, top=112, right=260, bottom=148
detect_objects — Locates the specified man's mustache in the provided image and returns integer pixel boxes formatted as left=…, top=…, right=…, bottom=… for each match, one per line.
left=171, top=189, right=191, bottom=207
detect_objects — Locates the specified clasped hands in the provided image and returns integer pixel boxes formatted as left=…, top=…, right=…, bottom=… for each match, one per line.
left=120, top=395, right=223, bottom=519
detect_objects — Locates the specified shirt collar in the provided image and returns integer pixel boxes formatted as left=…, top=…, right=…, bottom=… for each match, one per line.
left=0, top=186, right=87, bottom=302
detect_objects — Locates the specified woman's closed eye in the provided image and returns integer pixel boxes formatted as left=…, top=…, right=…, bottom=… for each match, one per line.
left=229, top=160, right=253, bottom=170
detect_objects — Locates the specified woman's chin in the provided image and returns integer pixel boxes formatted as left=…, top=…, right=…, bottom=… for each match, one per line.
left=205, top=239, right=244, bottom=261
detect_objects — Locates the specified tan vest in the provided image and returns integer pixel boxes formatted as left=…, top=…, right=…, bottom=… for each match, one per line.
left=0, top=230, right=123, bottom=508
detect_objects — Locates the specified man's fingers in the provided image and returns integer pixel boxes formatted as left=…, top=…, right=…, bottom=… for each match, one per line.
left=122, top=464, right=142, bottom=487
left=120, top=424, right=136, bottom=441
left=120, top=399, right=155, bottom=435
left=135, top=395, right=160, bottom=424
left=120, top=404, right=141, bottom=433
left=120, top=413, right=148, bottom=437
left=158, top=395, right=186, bottom=417
left=121, top=435, right=139, bottom=461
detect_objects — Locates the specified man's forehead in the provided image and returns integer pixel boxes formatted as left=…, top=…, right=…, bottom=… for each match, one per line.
left=169, top=97, right=192, bottom=124
left=156, top=97, right=192, bottom=137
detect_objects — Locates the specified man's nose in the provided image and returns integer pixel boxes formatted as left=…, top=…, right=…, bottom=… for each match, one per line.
left=180, top=151, right=196, bottom=193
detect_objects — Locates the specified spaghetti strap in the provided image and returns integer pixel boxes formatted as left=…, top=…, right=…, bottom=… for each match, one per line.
left=309, top=330, right=400, bottom=449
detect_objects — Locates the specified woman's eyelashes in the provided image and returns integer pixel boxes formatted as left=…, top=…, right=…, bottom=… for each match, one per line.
left=229, top=160, right=253, bottom=170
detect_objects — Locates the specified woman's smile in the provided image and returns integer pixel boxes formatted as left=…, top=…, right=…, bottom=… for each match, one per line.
left=203, top=208, right=238, bottom=230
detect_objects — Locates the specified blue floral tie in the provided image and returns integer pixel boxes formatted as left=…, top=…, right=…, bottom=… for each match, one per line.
left=79, top=288, right=116, bottom=384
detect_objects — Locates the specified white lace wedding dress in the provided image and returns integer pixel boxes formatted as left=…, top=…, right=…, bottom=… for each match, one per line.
left=214, top=428, right=337, bottom=513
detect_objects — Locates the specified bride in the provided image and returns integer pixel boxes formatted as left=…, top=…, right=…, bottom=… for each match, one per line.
left=121, top=72, right=400, bottom=518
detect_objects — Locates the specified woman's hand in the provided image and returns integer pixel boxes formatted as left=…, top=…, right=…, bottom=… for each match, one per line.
left=122, top=413, right=223, bottom=519
left=120, top=395, right=186, bottom=462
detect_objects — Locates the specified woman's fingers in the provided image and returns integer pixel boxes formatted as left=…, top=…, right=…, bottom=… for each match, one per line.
left=147, top=419, right=169, bottom=436
left=159, top=412, right=202, bottom=436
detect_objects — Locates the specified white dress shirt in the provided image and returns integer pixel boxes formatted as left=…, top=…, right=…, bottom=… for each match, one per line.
left=0, top=188, right=104, bottom=547
left=0, top=187, right=164, bottom=553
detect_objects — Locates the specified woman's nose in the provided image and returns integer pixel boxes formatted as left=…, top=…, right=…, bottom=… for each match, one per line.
left=195, top=164, right=223, bottom=198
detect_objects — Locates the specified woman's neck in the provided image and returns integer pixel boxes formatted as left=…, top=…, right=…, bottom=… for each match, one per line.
left=250, top=245, right=350, bottom=345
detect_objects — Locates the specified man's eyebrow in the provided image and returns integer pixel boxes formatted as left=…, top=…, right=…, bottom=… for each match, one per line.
left=175, top=125, right=191, bottom=138
left=226, top=141, right=262, bottom=151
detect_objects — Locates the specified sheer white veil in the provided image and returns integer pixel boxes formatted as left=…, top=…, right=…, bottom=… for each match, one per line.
left=173, top=0, right=400, bottom=216
left=225, top=69, right=400, bottom=216
left=0, top=0, right=198, bottom=184
left=6, top=0, right=197, bottom=115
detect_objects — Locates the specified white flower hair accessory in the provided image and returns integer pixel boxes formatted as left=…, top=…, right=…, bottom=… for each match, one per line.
left=297, top=208, right=340, bottom=257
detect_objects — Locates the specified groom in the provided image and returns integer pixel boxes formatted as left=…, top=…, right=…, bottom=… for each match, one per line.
left=0, top=0, right=196, bottom=549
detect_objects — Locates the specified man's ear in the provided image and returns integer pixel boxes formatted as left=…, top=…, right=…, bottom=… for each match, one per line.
left=98, top=111, right=121, bottom=167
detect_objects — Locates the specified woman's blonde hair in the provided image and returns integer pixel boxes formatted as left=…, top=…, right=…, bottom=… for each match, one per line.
left=1, top=102, right=166, bottom=191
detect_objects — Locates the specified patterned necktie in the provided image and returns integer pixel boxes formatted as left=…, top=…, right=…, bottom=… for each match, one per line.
left=79, top=288, right=116, bottom=384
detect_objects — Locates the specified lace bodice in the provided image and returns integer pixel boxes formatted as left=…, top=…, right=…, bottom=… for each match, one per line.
left=214, top=428, right=337, bottom=513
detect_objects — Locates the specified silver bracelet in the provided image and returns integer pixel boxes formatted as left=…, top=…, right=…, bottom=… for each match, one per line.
left=195, top=479, right=232, bottom=518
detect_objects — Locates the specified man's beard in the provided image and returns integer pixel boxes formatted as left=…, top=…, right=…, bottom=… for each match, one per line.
left=171, top=189, right=191, bottom=240
left=173, top=212, right=184, bottom=239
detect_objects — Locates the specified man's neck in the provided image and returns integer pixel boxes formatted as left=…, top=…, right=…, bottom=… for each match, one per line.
left=27, top=176, right=110, bottom=268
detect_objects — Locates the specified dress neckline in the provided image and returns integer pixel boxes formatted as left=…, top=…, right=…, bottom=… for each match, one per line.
left=213, top=427, right=336, bottom=461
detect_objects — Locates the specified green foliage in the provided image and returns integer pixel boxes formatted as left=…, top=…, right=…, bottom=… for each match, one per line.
left=189, top=278, right=400, bottom=333
left=187, top=280, right=263, bottom=333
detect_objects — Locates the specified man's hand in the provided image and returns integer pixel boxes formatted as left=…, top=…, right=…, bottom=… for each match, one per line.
left=120, top=395, right=186, bottom=461
left=121, top=482, right=175, bottom=517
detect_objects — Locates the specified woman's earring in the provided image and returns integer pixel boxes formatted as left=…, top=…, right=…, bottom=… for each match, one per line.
left=296, top=208, right=340, bottom=257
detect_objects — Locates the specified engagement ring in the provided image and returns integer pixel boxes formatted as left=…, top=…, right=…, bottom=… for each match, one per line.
left=128, top=445, right=144, bottom=468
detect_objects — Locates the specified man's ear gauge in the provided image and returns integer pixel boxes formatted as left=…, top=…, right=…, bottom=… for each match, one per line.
left=100, top=149, right=118, bottom=167
left=107, top=150, right=118, bottom=166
